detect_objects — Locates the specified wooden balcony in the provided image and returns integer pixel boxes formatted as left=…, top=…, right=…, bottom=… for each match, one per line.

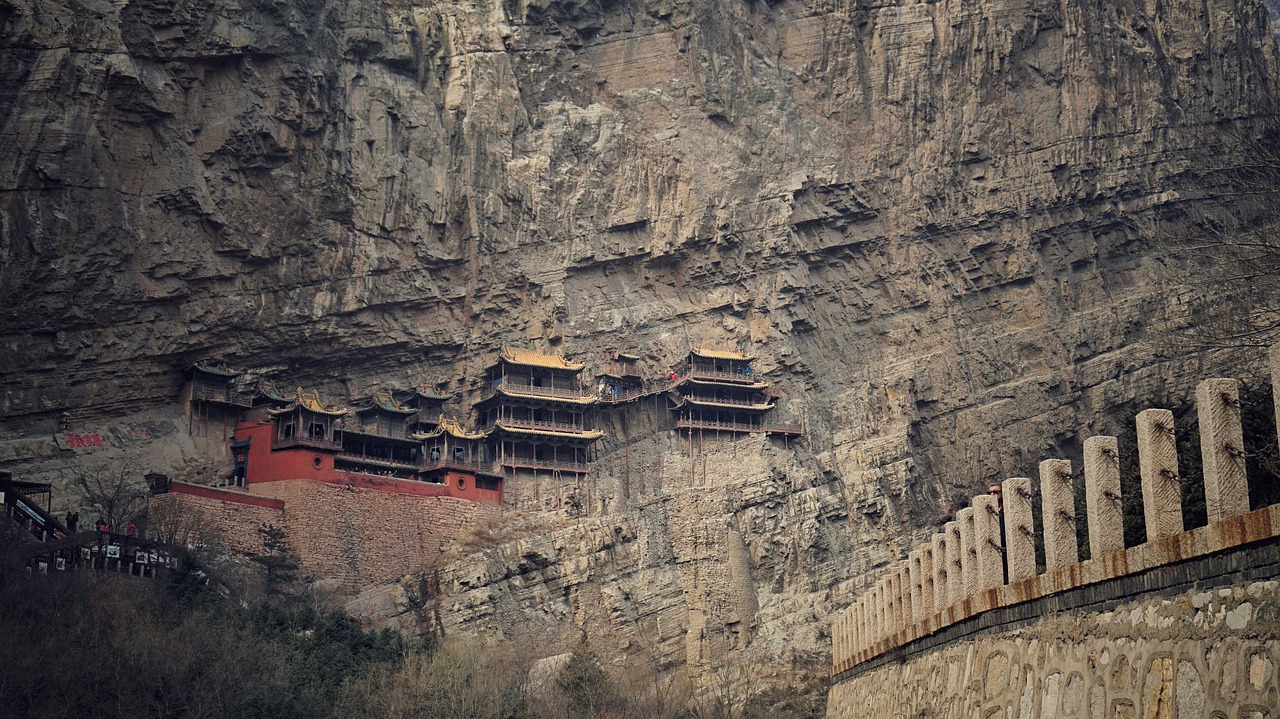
left=272, top=435, right=342, bottom=451
left=499, top=457, right=589, bottom=474
left=681, top=393, right=774, bottom=409
left=420, top=457, right=501, bottom=476
left=486, top=378, right=595, bottom=402
left=597, top=382, right=665, bottom=404
left=336, top=453, right=421, bottom=472
left=340, top=425, right=415, bottom=442
left=682, top=368, right=761, bottom=385
left=675, top=418, right=802, bottom=437
left=674, top=418, right=762, bottom=434
left=492, top=417, right=593, bottom=435
left=192, top=385, right=254, bottom=407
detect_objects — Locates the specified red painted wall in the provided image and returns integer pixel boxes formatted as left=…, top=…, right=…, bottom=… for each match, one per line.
left=234, top=421, right=502, bottom=505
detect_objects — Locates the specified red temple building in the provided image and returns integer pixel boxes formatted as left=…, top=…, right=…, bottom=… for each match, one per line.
left=416, top=417, right=503, bottom=492
left=476, top=348, right=603, bottom=476
left=394, top=386, right=452, bottom=435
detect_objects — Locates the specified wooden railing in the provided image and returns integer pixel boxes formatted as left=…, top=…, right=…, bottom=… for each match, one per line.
left=492, top=418, right=593, bottom=434
left=499, top=457, right=589, bottom=473
left=598, top=382, right=667, bottom=404
left=272, top=436, right=342, bottom=451
left=674, top=418, right=762, bottom=433
left=487, top=378, right=594, bottom=401
left=192, top=385, right=254, bottom=407
left=421, top=457, right=498, bottom=475
left=336, top=453, right=420, bottom=471
left=682, top=393, right=773, bottom=409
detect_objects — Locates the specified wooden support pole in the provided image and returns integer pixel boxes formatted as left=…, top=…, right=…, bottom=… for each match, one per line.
left=1083, top=436, right=1124, bottom=557
left=1197, top=378, right=1250, bottom=522
left=1003, top=477, right=1037, bottom=583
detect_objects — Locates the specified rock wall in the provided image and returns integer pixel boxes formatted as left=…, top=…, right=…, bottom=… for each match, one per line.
left=827, top=580, right=1280, bottom=718
left=4, top=0, right=1280, bottom=697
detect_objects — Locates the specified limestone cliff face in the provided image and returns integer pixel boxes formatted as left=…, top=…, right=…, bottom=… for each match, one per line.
left=2, top=0, right=1278, bottom=692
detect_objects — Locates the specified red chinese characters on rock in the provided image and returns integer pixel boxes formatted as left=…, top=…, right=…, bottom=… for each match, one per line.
left=64, top=433, right=105, bottom=449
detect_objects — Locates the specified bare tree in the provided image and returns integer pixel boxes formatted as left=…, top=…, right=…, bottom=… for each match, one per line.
left=146, top=495, right=217, bottom=548
left=72, top=462, right=148, bottom=532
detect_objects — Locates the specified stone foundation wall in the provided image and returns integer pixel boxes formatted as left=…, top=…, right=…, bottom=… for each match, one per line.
left=148, top=487, right=284, bottom=556
left=827, top=580, right=1280, bottom=718
left=254, top=480, right=501, bottom=591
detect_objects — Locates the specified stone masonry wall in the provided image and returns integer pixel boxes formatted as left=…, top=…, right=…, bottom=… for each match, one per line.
left=148, top=489, right=283, bottom=556
left=827, top=580, right=1280, bottom=719
left=255, top=480, right=501, bottom=591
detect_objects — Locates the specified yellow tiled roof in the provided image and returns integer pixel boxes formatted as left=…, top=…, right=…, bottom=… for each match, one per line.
left=414, top=416, right=490, bottom=441
left=500, top=347, right=585, bottom=371
left=266, top=387, right=348, bottom=416
left=691, top=346, right=754, bottom=361
left=493, top=421, right=604, bottom=440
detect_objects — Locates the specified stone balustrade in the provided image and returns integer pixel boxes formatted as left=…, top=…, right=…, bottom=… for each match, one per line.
left=831, top=343, right=1280, bottom=676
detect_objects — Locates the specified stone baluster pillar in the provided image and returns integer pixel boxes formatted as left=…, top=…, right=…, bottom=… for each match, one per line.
left=973, top=495, right=1003, bottom=589
left=920, top=543, right=935, bottom=619
left=899, top=562, right=913, bottom=634
left=958, top=507, right=977, bottom=599
left=836, top=611, right=846, bottom=670
left=1040, top=459, right=1078, bottom=570
left=867, top=584, right=880, bottom=650
left=1003, top=477, right=1036, bottom=582
left=945, top=521, right=962, bottom=607
left=1083, top=436, right=1124, bottom=557
left=875, top=578, right=888, bottom=647
left=908, top=549, right=923, bottom=624
left=1136, top=408, right=1184, bottom=540
left=854, top=600, right=865, bottom=661
left=931, top=532, right=948, bottom=611
left=1272, top=344, right=1280, bottom=453
left=885, top=567, right=901, bottom=642
left=1197, top=378, right=1250, bottom=522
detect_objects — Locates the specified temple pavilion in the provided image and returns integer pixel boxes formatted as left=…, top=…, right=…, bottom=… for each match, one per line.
left=336, top=391, right=421, bottom=479
left=266, top=388, right=347, bottom=451
left=416, top=417, right=502, bottom=490
left=670, top=348, right=798, bottom=436
left=394, top=386, right=452, bottom=435
left=476, top=348, right=603, bottom=475
left=189, top=364, right=253, bottom=408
